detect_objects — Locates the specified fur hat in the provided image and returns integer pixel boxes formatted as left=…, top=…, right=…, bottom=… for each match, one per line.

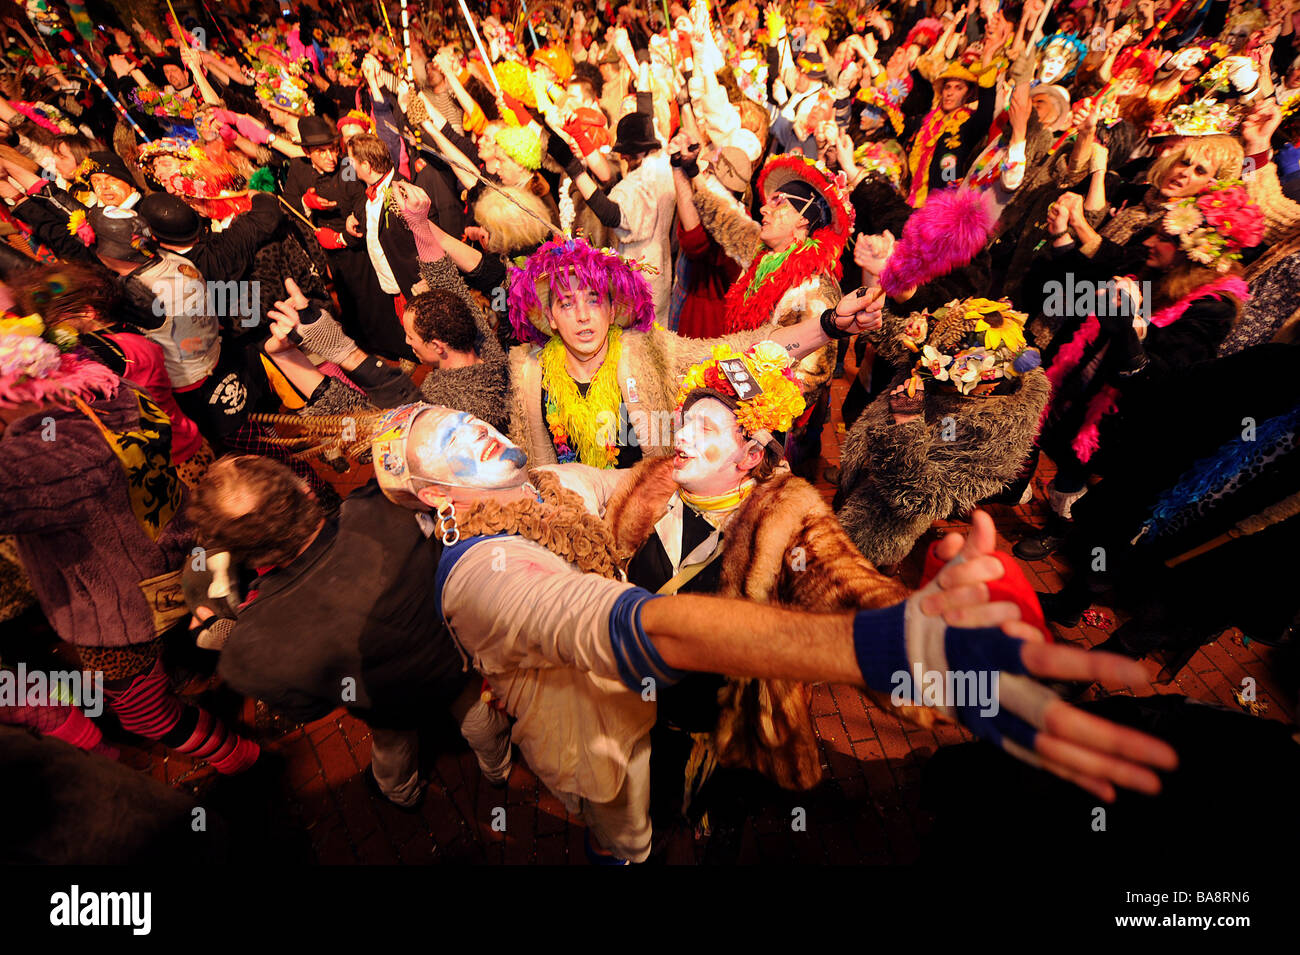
left=507, top=237, right=657, bottom=344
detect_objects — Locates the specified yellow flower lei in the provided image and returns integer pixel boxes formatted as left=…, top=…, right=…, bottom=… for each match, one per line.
left=539, top=326, right=625, bottom=469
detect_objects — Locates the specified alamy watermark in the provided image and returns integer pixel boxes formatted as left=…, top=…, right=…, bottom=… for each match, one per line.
left=0, top=664, right=103, bottom=718
left=890, top=664, right=1000, bottom=717
left=151, top=279, right=262, bottom=328
left=1042, top=275, right=1151, bottom=321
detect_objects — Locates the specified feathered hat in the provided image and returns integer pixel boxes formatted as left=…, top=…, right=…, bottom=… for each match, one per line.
left=757, top=154, right=854, bottom=256
left=0, top=311, right=118, bottom=409
left=1035, top=32, right=1088, bottom=83
left=506, top=237, right=658, bottom=344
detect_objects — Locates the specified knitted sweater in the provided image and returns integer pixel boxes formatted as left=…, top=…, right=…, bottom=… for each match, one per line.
left=302, top=257, right=512, bottom=432
left=0, top=386, right=193, bottom=648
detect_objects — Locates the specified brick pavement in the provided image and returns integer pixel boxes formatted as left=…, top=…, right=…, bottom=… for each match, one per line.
left=98, top=355, right=1297, bottom=864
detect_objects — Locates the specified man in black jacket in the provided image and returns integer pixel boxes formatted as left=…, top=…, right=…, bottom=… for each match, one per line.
left=188, top=455, right=511, bottom=808
left=342, top=132, right=420, bottom=360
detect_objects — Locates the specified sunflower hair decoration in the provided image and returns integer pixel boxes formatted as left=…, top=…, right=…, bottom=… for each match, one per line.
left=675, top=341, right=807, bottom=440
left=901, top=297, right=1040, bottom=398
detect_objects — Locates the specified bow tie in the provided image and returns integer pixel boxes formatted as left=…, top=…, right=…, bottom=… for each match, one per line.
left=366, top=182, right=382, bottom=201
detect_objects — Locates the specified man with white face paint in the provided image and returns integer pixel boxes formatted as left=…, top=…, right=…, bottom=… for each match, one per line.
left=390, top=403, right=1173, bottom=861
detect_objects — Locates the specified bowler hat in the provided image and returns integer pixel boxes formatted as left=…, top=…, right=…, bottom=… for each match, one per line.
left=139, top=192, right=203, bottom=245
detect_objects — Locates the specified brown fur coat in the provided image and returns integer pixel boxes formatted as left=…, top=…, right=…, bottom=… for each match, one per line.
left=603, top=458, right=910, bottom=790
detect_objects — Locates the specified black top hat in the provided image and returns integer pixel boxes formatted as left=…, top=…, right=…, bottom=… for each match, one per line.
left=89, top=206, right=150, bottom=262
left=138, top=192, right=203, bottom=246
left=612, top=112, right=660, bottom=156
left=297, top=115, right=338, bottom=149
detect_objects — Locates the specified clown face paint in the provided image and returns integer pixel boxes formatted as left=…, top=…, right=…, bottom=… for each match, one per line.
left=1040, top=50, right=1070, bottom=85
left=672, top=398, right=757, bottom=497
left=410, top=409, right=528, bottom=489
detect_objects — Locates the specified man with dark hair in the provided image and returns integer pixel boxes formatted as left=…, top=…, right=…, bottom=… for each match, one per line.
left=404, top=288, right=480, bottom=363
left=187, top=453, right=512, bottom=809
left=342, top=132, right=420, bottom=359
left=192, top=402, right=1177, bottom=862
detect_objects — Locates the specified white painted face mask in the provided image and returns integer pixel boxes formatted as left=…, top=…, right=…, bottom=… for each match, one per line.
left=373, top=403, right=528, bottom=509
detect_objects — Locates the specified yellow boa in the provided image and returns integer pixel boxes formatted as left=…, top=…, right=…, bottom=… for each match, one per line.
left=539, top=326, right=625, bottom=469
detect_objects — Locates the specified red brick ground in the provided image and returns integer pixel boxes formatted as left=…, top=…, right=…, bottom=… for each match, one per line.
left=109, top=354, right=1297, bottom=864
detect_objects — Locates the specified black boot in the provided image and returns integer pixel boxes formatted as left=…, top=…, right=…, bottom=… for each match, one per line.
left=1035, top=585, right=1090, bottom=628
left=1013, top=513, right=1071, bottom=560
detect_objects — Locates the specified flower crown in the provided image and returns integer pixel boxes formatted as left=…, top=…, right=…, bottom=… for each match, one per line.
left=899, top=297, right=1041, bottom=397
left=1161, top=182, right=1265, bottom=271
left=856, top=84, right=905, bottom=135
left=675, top=342, right=807, bottom=438
left=1149, top=99, right=1241, bottom=137
left=0, top=311, right=116, bottom=409
left=254, top=67, right=312, bottom=114
left=853, top=141, right=907, bottom=186
left=129, top=87, right=198, bottom=121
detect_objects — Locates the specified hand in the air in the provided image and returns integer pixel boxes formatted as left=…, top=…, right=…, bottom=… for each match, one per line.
left=853, top=229, right=896, bottom=276
left=264, top=277, right=310, bottom=354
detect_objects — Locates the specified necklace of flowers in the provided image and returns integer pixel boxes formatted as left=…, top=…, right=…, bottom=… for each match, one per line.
left=539, top=326, right=624, bottom=469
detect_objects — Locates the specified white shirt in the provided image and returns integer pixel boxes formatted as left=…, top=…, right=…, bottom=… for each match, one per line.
left=609, top=152, right=675, bottom=321
left=364, top=169, right=401, bottom=295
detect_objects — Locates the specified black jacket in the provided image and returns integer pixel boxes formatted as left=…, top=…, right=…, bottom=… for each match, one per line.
left=217, top=481, right=469, bottom=729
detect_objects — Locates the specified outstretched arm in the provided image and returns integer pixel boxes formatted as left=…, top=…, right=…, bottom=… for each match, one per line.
left=638, top=511, right=1180, bottom=802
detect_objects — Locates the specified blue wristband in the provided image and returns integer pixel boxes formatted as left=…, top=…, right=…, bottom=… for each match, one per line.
left=607, top=588, right=684, bottom=693
left=851, top=602, right=910, bottom=694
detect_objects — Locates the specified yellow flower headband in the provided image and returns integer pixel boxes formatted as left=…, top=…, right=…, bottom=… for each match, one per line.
left=675, top=341, right=807, bottom=445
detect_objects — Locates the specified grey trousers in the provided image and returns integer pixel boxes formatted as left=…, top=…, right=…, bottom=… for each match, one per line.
left=369, top=680, right=513, bottom=807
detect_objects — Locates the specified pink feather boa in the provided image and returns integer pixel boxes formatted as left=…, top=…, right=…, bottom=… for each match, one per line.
left=880, top=188, right=996, bottom=297
left=0, top=353, right=119, bottom=409
left=1045, top=276, right=1251, bottom=463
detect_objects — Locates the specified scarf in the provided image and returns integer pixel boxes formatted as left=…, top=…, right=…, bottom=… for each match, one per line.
left=680, top=480, right=756, bottom=527
left=1046, top=275, right=1250, bottom=463
left=539, top=326, right=625, bottom=468
left=907, top=105, right=972, bottom=206
left=723, top=238, right=840, bottom=333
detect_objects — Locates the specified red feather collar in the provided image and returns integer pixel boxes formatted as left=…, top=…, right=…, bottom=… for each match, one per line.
left=724, top=237, right=845, bottom=333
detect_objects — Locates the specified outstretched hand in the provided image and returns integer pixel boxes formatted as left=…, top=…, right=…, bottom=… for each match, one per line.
left=900, top=510, right=1180, bottom=801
